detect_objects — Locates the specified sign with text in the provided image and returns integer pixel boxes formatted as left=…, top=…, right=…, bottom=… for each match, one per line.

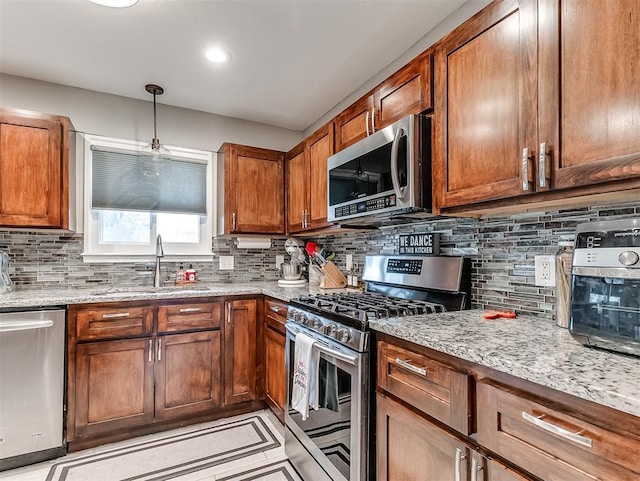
left=398, top=233, right=440, bottom=255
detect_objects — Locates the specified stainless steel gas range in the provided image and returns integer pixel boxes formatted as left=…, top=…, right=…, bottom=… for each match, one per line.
left=284, top=255, right=471, bottom=481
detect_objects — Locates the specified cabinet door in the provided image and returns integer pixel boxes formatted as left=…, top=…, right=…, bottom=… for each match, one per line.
left=74, top=338, right=154, bottom=438
left=306, top=123, right=334, bottom=230
left=265, top=325, right=286, bottom=417
left=224, top=299, right=257, bottom=405
left=538, top=0, right=640, bottom=190
left=155, top=331, right=221, bottom=421
left=377, top=393, right=470, bottom=481
left=334, top=95, right=374, bottom=152
left=0, top=114, right=63, bottom=227
left=374, top=53, right=430, bottom=130
left=434, top=0, right=538, bottom=209
left=223, top=144, right=284, bottom=234
left=285, top=142, right=308, bottom=234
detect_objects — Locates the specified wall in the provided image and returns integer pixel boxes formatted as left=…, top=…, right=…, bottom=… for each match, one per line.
left=2, top=201, right=638, bottom=324
left=0, top=74, right=303, bottom=153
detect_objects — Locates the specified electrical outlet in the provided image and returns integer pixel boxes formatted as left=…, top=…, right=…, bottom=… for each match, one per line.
left=219, top=255, right=234, bottom=270
left=276, top=255, right=285, bottom=268
left=345, top=254, right=353, bottom=271
left=534, top=255, right=556, bottom=286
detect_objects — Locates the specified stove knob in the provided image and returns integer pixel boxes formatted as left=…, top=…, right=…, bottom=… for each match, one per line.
left=324, top=324, right=337, bottom=337
left=310, top=317, right=321, bottom=329
left=619, top=250, right=640, bottom=266
left=337, top=328, right=350, bottom=343
left=292, top=311, right=304, bottom=323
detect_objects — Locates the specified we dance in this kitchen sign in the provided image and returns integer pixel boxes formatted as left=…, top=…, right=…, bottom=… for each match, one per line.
left=398, top=233, right=440, bottom=255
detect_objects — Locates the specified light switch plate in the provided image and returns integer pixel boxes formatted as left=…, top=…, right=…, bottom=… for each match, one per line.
left=534, top=255, right=556, bottom=286
left=219, top=255, right=234, bottom=270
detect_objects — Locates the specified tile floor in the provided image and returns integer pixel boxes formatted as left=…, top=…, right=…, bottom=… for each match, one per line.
left=0, top=411, right=302, bottom=481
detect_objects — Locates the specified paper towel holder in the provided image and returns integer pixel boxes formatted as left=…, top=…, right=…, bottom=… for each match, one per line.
left=234, top=235, right=272, bottom=249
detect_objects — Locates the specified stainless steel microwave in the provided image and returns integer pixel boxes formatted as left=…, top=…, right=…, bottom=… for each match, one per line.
left=570, top=218, right=640, bottom=357
left=327, top=114, right=432, bottom=224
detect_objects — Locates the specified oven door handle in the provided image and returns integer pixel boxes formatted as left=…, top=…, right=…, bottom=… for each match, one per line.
left=286, top=324, right=359, bottom=366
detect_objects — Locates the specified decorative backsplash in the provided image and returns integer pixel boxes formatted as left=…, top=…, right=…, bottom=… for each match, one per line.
left=1, top=201, right=638, bottom=322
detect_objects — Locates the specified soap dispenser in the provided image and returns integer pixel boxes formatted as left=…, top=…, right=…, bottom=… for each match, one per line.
left=0, top=250, right=14, bottom=294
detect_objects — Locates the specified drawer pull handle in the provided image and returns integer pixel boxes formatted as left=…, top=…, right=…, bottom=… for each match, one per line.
left=395, top=358, right=427, bottom=376
left=102, top=312, right=130, bottom=319
left=179, top=307, right=202, bottom=313
left=455, top=448, right=467, bottom=481
left=471, top=457, right=483, bottom=481
left=270, top=306, right=281, bottom=313
left=521, top=411, right=593, bottom=448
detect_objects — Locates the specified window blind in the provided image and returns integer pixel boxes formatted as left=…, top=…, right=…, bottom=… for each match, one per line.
left=91, top=147, right=207, bottom=215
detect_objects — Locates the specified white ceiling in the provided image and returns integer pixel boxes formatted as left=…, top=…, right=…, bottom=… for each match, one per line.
left=0, top=0, right=472, bottom=131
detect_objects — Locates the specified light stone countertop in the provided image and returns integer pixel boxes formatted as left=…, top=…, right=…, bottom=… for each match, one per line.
left=0, top=281, right=314, bottom=309
left=370, top=309, right=640, bottom=419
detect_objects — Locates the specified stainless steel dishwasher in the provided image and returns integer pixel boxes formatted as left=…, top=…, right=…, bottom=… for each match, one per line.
left=0, top=308, right=66, bottom=471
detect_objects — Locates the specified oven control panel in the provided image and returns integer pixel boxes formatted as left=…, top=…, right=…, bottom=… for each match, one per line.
left=386, top=258, right=423, bottom=275
left=286, top=307, right=368, bottom=352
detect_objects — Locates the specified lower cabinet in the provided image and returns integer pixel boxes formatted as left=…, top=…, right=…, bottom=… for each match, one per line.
left=223, top=298, right=258, bottom=405
left=154, top=331, right=221, bottom=421
left=68, top=298, right=229, bottom=449
left=377, top=393, right=469, bottom=481
left=264, top=298, right=287, bottom=419
left=74, top=338, right=155, bottom=438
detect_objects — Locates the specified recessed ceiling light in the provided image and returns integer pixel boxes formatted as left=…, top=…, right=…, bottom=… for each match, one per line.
left=88, top=0, right=139, bottom=7
left=205, top=47, right=231, bottom=64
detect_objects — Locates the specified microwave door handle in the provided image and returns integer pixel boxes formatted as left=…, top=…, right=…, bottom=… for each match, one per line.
left=390, top=126, right=407, bottom=201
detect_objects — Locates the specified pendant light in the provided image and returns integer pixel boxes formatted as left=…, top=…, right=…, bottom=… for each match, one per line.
left=141, top=84, right=170, bottom=177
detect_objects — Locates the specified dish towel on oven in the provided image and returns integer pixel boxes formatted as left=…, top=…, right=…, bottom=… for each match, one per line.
left=291, top=332, right=320, bottom=420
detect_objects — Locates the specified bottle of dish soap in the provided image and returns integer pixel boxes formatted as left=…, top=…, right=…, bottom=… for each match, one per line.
left=186, top=264, right=197, bottom=283
left=175, top=263, right=186, bottom=285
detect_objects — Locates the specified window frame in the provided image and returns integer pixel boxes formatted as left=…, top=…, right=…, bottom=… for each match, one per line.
left=81, top=134, right=215, bottom=263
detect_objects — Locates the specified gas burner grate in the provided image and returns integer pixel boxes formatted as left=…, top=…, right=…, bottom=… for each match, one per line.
left=294, top=291, right=447, bottom=323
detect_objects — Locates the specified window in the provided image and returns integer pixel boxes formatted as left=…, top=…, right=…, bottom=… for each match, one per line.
left=82, top=135, right=215, bottom=263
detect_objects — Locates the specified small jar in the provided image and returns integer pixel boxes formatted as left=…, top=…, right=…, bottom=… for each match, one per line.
left=555, top=241, right=574, bottom=328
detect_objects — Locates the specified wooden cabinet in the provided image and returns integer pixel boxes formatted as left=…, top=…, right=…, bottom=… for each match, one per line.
left=219, top=143, right=284, bottom=235
left=155, top=331, right=221, bottom=421
left=74, top=338, right=154, bottom=438
left=434, top=0, right=640, bottom=213
left=334, top=51, right=432, bottom=153
left=434, top=0, right=536, bottom=210
left=377, top=340, right=471, bottom=435
left=223, top=298, right=258, bottom=405
left=264, top=298, right=287, bottom=419
left=477, top=380, right=640, bottom=481
left=0, top=108, right=72, bottom=229
left=68, top=299, right=225, bottom=449
left=538, top=0, right=640, bottom=190
left=377, top=393, right=470, bottom=481
left=285, top=123, right=334, bottom=233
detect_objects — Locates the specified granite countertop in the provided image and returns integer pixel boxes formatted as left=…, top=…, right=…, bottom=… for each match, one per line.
left=370, top=310, right=640, bottom=419
left=0, top=281, right=313, bottom=309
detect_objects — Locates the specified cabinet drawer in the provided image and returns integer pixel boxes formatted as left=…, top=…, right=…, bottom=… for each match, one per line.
left=76, top=306, right=154, bottom=341
left=265, top=299, right=287, bottom=334
left=157, top=302, right=221, bottom=333
left=477, top=381, right=640, bottom=481
left=377, top=340, right=471, bottom=435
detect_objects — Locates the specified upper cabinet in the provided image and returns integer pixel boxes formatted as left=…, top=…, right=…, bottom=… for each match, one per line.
left=285, top=123, right=334, bottom=234
left=434, top=0, right=640, bottom=213
left=219, top=143, right=284, bottom=235
left=334, top=50, right=433, bottom=153
left=0, top=107, right=73, bottom=229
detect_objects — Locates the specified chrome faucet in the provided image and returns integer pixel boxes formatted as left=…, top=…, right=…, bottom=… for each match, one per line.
left=153, top=234, right=164, bottom=288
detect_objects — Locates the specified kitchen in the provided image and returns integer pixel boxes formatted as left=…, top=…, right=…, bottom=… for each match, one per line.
left=1, top=0, right=640, bottom=480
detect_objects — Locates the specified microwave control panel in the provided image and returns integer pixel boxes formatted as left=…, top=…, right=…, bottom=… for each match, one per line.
left=333, top=194, right=397, bottom=219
